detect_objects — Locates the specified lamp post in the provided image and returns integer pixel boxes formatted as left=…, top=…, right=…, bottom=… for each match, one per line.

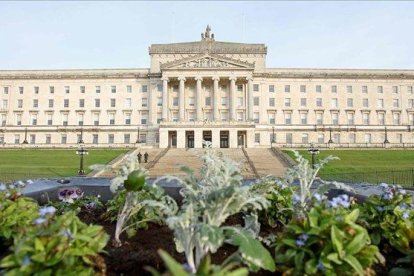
left=271, top=126, right=276, bottom=147
left=76, top=144, right=88, bottom=176
left=22, top=128, right=28, bottom=144
left=308, top=143, right=320, bottom=169
left=384, top=127, right=389, bottom=144
left=328, top=127, right=333, bottom=144
left=78, top=128, right=84, bottom=144
left=136, top=127, right=140, bottom=143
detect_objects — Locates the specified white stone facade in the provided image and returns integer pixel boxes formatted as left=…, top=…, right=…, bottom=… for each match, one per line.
left=1, top=26, right=414, bottom=149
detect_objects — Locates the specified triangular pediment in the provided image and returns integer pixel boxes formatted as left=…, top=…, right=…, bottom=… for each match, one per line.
left=160, top=54, right=254, bottom=70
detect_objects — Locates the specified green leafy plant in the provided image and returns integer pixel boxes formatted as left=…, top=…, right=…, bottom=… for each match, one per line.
left=389, top=249, right=414, bottom=276
left=359, top=183, right=414, bottom=254
left=0, top=181, right=39, bottom=240
left=49, top=193, right=104, bottom=215
left=0, top=210, right=109, bottom=275
left=107, top=155, right=177, bottom=247
left=250, top=176, right=294, bottom=228
left=275, top=195, right=384, bottom=275
left=164, top=144, right=275, bottom=273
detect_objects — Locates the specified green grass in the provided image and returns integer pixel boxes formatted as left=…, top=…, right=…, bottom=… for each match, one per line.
left=283, top=150, right=414, bottom=185
left=0, top=149, right=128, bottom=182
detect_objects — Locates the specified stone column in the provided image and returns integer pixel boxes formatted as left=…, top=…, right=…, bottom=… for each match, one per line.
left=229, top=76, right=236, bottom=121
left=162, top=77, right=169, bottom=122
left=159, top=128, right=169, bottom=148
left=178, top=76, right=186, bottom=121
left=212, top=128, right=220, bottom=148
left=246, top=129, right=255, bottom=148
left=177, top=129, right=186, bottom=148
left=213, top=76, right=220, bottom=121
left=229, top=129, right=238, bottom=148
left=196, top=76, right=203, bottom=121
left=194, top=129, right=203, bottom=148
left=247, top=77, right=253, bottom=121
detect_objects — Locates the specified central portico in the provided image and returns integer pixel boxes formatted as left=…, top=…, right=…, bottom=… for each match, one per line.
left=151, top=26, right=266, bottom=148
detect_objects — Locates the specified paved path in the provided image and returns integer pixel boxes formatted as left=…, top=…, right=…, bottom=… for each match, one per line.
left=245, top=148, right=287, bottom=177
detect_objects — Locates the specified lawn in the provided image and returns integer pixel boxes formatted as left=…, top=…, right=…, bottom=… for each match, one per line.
left=283, top=150, right=414, bottom=186
left=0, top=149, right=128, bottom=182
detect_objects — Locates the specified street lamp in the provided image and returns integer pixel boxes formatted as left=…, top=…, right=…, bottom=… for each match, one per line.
left=384, top=127, right=389, bottom=144
left=136, top=127, right=140, bottom=143
left=22, top=128, right=28, bottom=144
left=328, top=127, right=333, bottom=144
left=308, top=143, right=320, bottom=169
left=78, top=128, right=84, bottom=144
left=76, top=144, right=88, bottom=176
left=271, top=126, right=276, bottom=147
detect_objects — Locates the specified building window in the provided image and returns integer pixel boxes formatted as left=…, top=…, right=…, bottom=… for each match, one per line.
left=110, top=98, right=116, bottom=107
left=125, top=113, right=131, bottom=125
left=377, top=98, right=384, bottom=108
left=347, top=98, right=353, bottom=108
left=19, top=87, right=24, bottom=94
left=331, top=85, right=337, bottom=93
left=393, top=86, right=399, bottom=94
left=61, top=134, right=67, bottom=144
left=221, top=97, right=227, bottom=106
left=3, top=87, right=8, bottom=94
left=284, top=98, right=291, bottom=107
left=62, top=113, right=68, bottom=126
left=253, top=84, right=259, bottom=92
left=363, top=98, right=369, bottom=108
left=409, top=113, right=414, bottom=125
left=316, top=98, right=322, bottom=107
left=347, top=86, right=353, bottom=93
left=16, top=114, right=22, bottom=126
left=142, top=98, right=148, bottom=107
left=157, top=84, right=162, bottom=92
left=141, top=113, right=148, bottom=125
left=204, top=97, right=211, bottom=106
left=111, top=85, right=117, bottom=93
left=300, top=85, right=306, bottom=93
left=333, top=133, right=340, bottom=144
left=14, top=134, right=20, bottom=144
left=47, top=114, right=53, bottom=125
left=331, top=98, right=338, bottom=108
left=378, top=113, right=385, bottom=125
left=254, top=133, right=260, bottom=143
left=157, top=97, right=162, bottom=107
left=189, top=112, right=196, bottom=122
left=363, top=113, right=370, bottom=125
left=80, top=86, right=85, bottom=93
left=397, top=133, right=403, bottom=143
left=393, top=99, right=400, bottom=108
left=269, top=85, right=275, bottom=93
left=18, top=99, right=23, bottom=108
left=316, top=85, right=322, bottom=93
left=300, top=98, right=307, bottom=107
left=362, top=86, right=368, bottom=93
left=253, top=97, right=259, bottom=106
left=349, top=133, right=356, bottom=144
left=142, top=85, right=148, bottom=93
left=79, top=99, right=85, bottom=108
left=408, top=99, right=414, bottom=108
left=64, top=99, right=69, bottom=108
left=93, top=134, right=98, bottom=144
left=109, top=113, right=115, bottom=125
left=301, top=133, right=309, bottom=144
left=1, top=99, right=7, bottom=109
left=65, top=86, right=70, bottom=94
left=286, top=133, right=292, bottom=144
left=31, top=114, right=37, bottom=126
left=393, top=113, right=401, bottom=125
left=284, top=113, right=292, bottom=125
left=377, top=86, right=383, bottom=93
left=347, top=113, right=355, bottom=125
left=108, top=134, right=114, bottom=144
left=268, top=113, right=275, bottom=124
left=408, top=86, right=413, bottom=94
left=332, top=113, right=339, bottom=125
left=300, top=113, right=308, bottom=124
left=78, top=113, right=84, bottom=126
left=45, top=134, right=51, bottom=144
left=93, top=113, right=99, bottom=126
left=253, top=112, right=259, bottom=123
left=364, top=134, right=371, bottom=144
left=237, top=85, right=243, bottom=92
left=34, top=86, right=39, bottom=94
left=47, top=99, right=53, bottom=108
left=49, top=86, right=54, bottom=94
left=238, top=97, right=243, bottom=107
left=30, top=134, right=36, bottom=144
left=139, top=134, right=147, bottom=143
left=96, top=86, right=101, bottom=93
left=316, top=113, right=323, bottom=125
left=284, top=85, right=290, bottom=93
left=269, top=98, right=275, bottom=107
left=127, top=85, right=132, bottom=93
left=125, top=98, right=132, bottom=108
left=318, top=133, right=325, bottom=144
left=95, top=99, right=100, bottom=108
left=157, top=113, right=162, bottom=124
left=237, top=112, right=244, bottom=121
left=124, top=134, right=130, bottom=144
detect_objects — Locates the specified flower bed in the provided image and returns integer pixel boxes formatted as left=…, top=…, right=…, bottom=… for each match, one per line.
left=1, top=149, right=413, bottom=275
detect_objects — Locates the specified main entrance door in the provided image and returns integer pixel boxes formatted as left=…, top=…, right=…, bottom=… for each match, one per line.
left=237, top=131, right=246, bottom=147
left=186, top=131, right=194, bottom=148
left=203, top=130, right=212, bottom=147
left=169, top=131, right=177, bottom=148
left=220, top=131, right=229, bottom=148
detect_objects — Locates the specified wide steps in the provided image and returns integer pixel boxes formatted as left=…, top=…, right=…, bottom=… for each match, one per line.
left=245, top=148, right=287, bottom=177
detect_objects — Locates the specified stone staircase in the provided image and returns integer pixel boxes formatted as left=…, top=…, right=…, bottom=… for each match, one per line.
left=244, top=148, right=287, bottom=177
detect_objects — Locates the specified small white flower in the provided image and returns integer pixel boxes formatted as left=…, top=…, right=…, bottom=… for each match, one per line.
left=26, top=179, right=34, bottom=185
left=9, top=184, right=15, bottom=189
left=34, top=217, right=46, bottom=225
left=0, top=183, right=6, bottom=191
left=97, top=194, right=101, bottom=198
left=39, top=206, right=56, bottom=217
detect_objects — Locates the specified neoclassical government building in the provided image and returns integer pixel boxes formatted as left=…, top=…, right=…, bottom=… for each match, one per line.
left=1, top=26, right=414, bottom=148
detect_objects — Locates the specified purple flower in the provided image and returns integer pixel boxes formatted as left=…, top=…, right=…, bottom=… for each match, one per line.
left=296, top=233, right=309, bottom=247
left=22, top=256, right=31, bottom=266
left=313, top=193, right=322, bottom=201
left=296, top=239, right=305, bottom=247
left=292, top=194, right=300, bottom=205
left=329, top=194, right=351, bottom=208
left=317, top=260, right=325, bottom=271
left=382, top=192, right=393, bottom=201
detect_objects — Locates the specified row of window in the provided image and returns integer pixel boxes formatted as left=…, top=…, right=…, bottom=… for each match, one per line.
left=1, top=85, right=151, bottom=95
left=254, top=84, right=414, bottom=94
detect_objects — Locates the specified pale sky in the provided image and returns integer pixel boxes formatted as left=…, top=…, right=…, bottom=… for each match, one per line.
left=0, top=1, right=413, bottom=70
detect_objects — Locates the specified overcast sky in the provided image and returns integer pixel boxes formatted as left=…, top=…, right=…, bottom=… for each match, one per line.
left=1, top=1, right=413, bottom=70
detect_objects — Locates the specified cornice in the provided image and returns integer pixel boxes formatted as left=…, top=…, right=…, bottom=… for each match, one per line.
left=254, top=71, right=414, bottom=80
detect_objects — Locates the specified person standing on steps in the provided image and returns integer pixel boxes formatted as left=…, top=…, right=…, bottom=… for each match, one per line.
left=137, top=152, right=142, bottom=163
left=144, top=152, right=149, bottom=163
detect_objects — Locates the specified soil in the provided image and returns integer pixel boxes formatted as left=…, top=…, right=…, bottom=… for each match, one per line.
left=78, top=209, right=276, bottom=275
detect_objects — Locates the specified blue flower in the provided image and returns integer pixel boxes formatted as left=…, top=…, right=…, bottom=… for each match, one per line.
left=329, top=194, right=351, bottom=208
left=34, top=218, right=46, bottom=225
left=317, top=260, right=325, bottom=272
left=296, top=233, right=309, bottom=247
left=399, top=203, right=408, bottom=209
left=296, top=239, right=305, bottom=247
left=402, top=212, right=410, bottom=219
left=299, top=234, right=309, bottom=242
left=382, top=192, right=393, bottom=201
left=376, top=206, right=384, bottom=212
left=313, top=193, right=322, bottom=201
left=22, top=256, right=31, bottom=266
left=292, top=194, right=300, bottom=205
left=399, top=189, right=406, bottom=195
left=39, top=206, right=56, bottom=217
